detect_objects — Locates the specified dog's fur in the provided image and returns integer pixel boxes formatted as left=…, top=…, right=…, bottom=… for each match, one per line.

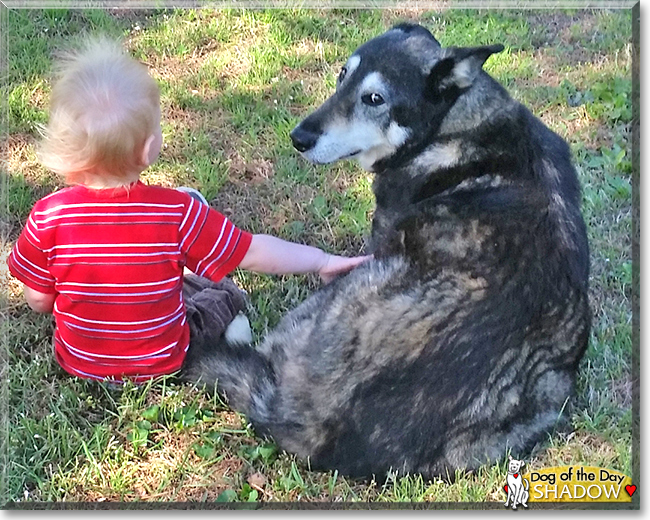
left=183, top=24, right=590, bottom=479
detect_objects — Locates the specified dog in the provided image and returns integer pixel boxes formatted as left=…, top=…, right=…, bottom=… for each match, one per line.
left=504, top=455, right=529, bottom=509
left=183, top=23, right=590, bottom=480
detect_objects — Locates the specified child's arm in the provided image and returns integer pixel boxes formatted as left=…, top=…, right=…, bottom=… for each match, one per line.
left=238, top=234, right=372, bottom=283
left=23, top=285, right=56, bottom=313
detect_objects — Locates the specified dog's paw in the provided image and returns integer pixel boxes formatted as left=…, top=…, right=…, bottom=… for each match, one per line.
left=225, top=313, right=253, bottom=345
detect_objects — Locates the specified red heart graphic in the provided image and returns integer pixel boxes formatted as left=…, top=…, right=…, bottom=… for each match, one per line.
left=504, top=485, right=508, bottom=493
left=514, top=473, right=519, bottom=478
left=625, top=485, right=637, bottom=497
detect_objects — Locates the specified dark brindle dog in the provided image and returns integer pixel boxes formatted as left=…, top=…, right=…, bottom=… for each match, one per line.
left=183, top=23, right=590, bottom=479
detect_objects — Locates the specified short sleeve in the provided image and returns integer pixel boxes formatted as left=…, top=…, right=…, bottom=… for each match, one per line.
left=179, top=197, right=252, bottom=283
left=7, top=210, right=56, bottom=293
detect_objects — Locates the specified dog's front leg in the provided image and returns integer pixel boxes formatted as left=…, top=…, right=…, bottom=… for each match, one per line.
left=512, top=486, right=521, bottom=510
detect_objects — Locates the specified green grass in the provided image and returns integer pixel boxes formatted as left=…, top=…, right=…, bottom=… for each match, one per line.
left=1, top=7, right=635, bottom=505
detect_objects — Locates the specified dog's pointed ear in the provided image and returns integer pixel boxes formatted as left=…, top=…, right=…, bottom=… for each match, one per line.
left=426, top=44, right=504, bottom=94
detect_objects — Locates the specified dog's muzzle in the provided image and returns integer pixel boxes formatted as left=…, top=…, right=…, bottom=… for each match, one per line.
left=290, top=125, right=319, bottom=153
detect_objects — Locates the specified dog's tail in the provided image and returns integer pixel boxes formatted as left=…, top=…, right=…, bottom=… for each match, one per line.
left=180, top=334, right=276, bottom=425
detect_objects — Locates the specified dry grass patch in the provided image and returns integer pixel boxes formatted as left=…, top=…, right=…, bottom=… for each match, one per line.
left=144, top=53, right=205, bottom=85
left=1, top=134, right=43, bottom=180
left=60, top=431, right=242, bottom=501
left=1, top=244, right=25, bottom=305
left=226, top=151, right=275, bottom=186
left=210, top=43, right=255, bottom=80
left=380, top=7, right=434, bottom=25
left=537, top=431, right=625, bottom=470
left=526, top=10, right=599, bottom=51
left=608, top=377, right=633, bottom=410
left=158, top=105, right=206, bottom=160
left=512, top=50, right=564, bottom=88
left=539, top=105, right=601, bottom=147
left=211, top=181, right=319, bottom=236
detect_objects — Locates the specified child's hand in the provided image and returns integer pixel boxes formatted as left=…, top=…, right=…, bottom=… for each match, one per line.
left=240, top=234, right=372, bottom=282
left=318, top=254, right=373, bottom=284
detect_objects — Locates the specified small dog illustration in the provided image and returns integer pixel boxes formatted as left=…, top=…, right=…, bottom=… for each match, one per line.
left=504, top=455, right=529, bottom=509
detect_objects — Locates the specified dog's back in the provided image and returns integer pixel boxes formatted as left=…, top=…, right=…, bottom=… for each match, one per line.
left=183, top=24, right=590, bottom=479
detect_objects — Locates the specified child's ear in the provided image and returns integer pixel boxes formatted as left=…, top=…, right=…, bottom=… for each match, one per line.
left=140, top=133, right=158, bottom=167
left=426, top=44, right=504, bottom=94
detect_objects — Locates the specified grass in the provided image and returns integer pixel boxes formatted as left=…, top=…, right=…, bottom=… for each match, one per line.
left=0, top=6, right=635, bottom=506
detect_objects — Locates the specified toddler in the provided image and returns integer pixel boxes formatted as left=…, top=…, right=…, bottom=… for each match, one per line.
left=7, top=37, right=370, bottom=384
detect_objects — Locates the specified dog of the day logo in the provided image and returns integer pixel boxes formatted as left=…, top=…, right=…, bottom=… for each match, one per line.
left=504, top=456, right=529, bottom=509
left=503, top=461, right=635, bottom=505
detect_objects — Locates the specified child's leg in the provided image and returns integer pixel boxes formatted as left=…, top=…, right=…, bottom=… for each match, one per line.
left=183, top=274, right=248, bottom=338
left=182, top=274, right=251, bottom=370
left=182, top=271, right=215, bottom=299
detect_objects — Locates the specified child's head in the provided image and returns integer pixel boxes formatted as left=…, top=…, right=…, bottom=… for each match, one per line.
left=39, top=36, right=161, bottom=185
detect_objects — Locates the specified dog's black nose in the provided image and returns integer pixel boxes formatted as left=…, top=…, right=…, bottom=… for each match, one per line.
left=290, top=126, right=318, bottom=153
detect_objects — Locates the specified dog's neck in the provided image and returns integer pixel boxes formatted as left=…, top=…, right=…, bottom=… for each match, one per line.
left=372, top=102, right=531, bottom=212
left=371, top=74, right=525, bottom=202
left=437, top=72, right=512, bottom=137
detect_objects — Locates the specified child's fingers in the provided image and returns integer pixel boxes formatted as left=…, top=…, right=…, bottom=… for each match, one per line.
left=351, top=254, right=373, bottom=266
left=320, top=273, right=335, bottom=284
left=319, top=254, right=373, bottom=283
left=336, top=254, right=372, bottom=271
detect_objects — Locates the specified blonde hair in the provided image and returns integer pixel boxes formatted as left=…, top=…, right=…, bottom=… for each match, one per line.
left=38, top=36, right=160, bottom=184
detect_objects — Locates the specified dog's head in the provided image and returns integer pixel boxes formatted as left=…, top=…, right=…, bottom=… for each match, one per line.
left=290, top=23, right=503, bottom=172
left=508, top=455, right=526, bottom=474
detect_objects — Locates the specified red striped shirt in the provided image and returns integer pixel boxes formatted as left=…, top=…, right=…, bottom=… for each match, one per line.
left=7, top=181, right=252, bottom=383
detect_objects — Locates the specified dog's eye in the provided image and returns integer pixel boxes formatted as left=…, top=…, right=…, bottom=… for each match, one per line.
left=338, top=67, right=347, bottom=83
left=362, top=93, right=385, bottom=106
